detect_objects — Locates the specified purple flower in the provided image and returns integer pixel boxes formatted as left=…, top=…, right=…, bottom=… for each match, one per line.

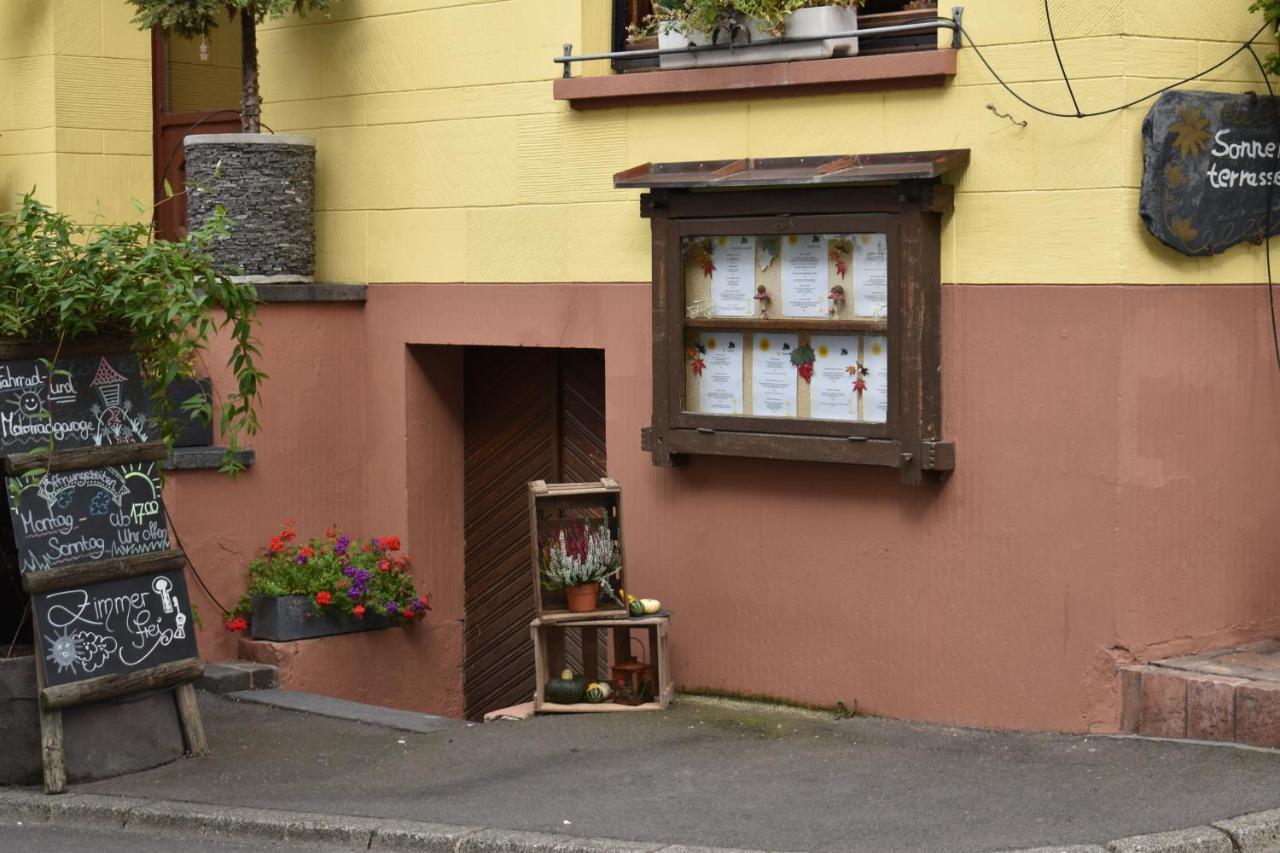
left=386, top=602, right=398, bottom=615
left=295, top=554, right=308, bottom=565
left=335, top=536, right=350, bottom=555
left=371, top=537, right=381, bottom=550
left=343, top=566, right=356, bottom=577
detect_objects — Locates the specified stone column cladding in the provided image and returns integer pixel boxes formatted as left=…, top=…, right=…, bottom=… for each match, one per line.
left=184, top=133, right=316, bottom=283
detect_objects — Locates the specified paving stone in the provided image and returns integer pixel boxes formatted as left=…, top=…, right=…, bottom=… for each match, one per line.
left=1213, top=807, right=1280, bottom=852
left=1138, top=669, right=1187, bottom=739
left=1235, top=683, right=1280, bottom=748
left=371, top=820, right=479, bottom=852
left=1185, top=678, right=1236, bottom=742
left=1107, top=825, right=1233, bottom=852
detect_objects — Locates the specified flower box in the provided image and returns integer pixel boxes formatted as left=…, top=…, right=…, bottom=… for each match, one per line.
left=528, top=479, right=629, bottom=622
left=249, top=594, right=391, bottom=642
left=659, top=6, right=858, bottom=70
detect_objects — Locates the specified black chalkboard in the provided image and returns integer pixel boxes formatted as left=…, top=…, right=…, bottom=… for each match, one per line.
left=1141, top=89, right=1280, bottom=256
left=33, top=568, right=198, bottom=687
left=0, top=352, right=152, bottom=455
left=5, top=464, right=171, bottom=574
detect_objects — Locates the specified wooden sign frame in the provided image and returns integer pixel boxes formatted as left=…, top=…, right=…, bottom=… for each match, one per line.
left=528, top=478, right=629, bottom=623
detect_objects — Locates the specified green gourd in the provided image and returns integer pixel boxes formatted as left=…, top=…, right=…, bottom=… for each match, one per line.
left=545, top=668, right=587, bottom=704
left=585, top=682, right=611, bottom=703
left=628, top=598, right=646, bottom=617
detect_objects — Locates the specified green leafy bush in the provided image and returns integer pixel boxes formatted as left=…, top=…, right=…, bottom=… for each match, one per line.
left=0, top=192, right=264, bottom=474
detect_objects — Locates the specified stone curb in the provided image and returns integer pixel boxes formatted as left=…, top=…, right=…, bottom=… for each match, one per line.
left=1, top=787, right=1279, bottom=852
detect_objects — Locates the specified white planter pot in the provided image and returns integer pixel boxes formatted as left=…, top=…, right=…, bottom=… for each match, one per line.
left=658, top=24, right=697, bottom=70
left=690, top=6, right=859, bottom=68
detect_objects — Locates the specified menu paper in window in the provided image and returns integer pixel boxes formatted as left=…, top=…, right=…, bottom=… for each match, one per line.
left=809, top=335, right=858, bottom=421
left=698, top=332, right=743, bottom=415
left=853, top=233, right=889, bottom=318
left=751, top=333, right=798, bottom=418
left=711, top=236, right=755, bottom=317
left=861, top=335, right=889, bottom=424
left=781, top=234, right=828, bottom=317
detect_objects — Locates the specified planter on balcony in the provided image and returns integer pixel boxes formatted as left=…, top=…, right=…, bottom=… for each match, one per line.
left=659, top=6, right=858, bottom=70
left=250, top=594, right=392, bottom=642
left=184, top=133, right=316, bottom=284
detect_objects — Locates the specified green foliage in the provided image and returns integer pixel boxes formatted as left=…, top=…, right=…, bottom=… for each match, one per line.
left=1251, top=0, right=1280, bottom=75
left=227, top=526, right=430, bottom=629
left=0, top=192, right=265, bottom=475
left=125, top=0, right=334, bottom=39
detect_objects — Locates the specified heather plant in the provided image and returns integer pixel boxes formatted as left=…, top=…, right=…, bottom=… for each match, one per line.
left=539, top=520, right=622, bottom=600
left=225, top=524, right=431, bottom=631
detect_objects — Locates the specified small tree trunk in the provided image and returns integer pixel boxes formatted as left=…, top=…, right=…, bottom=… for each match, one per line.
left=240, top=10, right=260, bottom=134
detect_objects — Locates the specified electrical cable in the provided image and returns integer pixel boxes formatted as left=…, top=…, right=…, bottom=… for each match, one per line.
left=164, top=503, right=233, bottom=616
left=1245, top=44, right=1280, bottom=373
left=1043, top=0, right=1082, bottom=117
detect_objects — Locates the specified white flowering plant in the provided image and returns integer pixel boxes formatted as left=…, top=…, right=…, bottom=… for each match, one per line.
left=538, top=520, right=623, bottom=600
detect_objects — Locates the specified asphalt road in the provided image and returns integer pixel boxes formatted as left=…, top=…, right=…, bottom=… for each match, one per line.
left=0, top=818, right=324, bottom=851
left=68, top=692, right=1280, bottom=853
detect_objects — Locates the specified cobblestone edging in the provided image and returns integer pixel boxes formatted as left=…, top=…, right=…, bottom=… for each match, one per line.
left=1, top=789, right=1278, bottom=853
left=185, top=133, right=315, bottom=281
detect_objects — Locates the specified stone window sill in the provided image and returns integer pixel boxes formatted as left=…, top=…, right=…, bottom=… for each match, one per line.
left=254, top=283, right=366, bottom=303
left=164, top=446, right=256, bottom=471
left=553, top=49, right=956, bottom=110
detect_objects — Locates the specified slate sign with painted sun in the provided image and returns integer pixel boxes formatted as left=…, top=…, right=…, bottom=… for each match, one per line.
left=1141, top=90, right=1280, bottom=256
left=0, top=353, right=151, bottom=455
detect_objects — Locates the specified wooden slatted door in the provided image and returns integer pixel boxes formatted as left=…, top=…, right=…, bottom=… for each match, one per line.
left=462, top=347, right=606, bottom=720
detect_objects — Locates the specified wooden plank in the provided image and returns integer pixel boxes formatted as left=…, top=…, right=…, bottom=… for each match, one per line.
left=536, top=607, right=629, bottom=624
left=656, top=620, right=673, bottom=709
left=666, top=430, right=903, bottom=467
left=532, top=611, right=672, bottom=628
left=684, top=318, right=888, bottom=333
left=33, top=640, right=66, bottom=794
left=173, top=682, right=209, bottom=757
left=535, top=701, right=665, bottom=714
left=0, top=336, right=134, bottom=361
left=532, top=624, right=549, bottom=711
left=41, top=658, right=204, bottom=711
left=22, top=550, right=187, bottom=595
left=5, top=442, right=169, bottom=476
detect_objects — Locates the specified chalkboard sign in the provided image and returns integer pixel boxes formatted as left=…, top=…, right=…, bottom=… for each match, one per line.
left=1141, top=89, right=1280, bottom=256
left=0, top=352, right=151, bottom=455
left=5, top=463, right=171, bottom=573
left=33, top=568, right=197, bottom=687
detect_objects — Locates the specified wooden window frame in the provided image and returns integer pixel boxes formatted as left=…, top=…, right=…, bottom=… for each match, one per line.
left=640, top=182, right=953, bottom=484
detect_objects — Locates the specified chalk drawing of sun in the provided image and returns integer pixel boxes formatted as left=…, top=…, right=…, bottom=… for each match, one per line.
left=46, top=630, right=78, bottom=675
left=18, top=390, right=42, bottom=415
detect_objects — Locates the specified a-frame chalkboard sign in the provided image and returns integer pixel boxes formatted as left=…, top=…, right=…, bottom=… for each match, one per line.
left=0, top=338, right=208, bottom=793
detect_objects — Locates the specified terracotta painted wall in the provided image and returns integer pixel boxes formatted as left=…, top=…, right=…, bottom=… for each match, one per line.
left=174, top=279, right=1280, bottom=730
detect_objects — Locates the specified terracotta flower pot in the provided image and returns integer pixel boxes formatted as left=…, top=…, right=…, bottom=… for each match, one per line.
left=565, top=582, right=600, bottom=613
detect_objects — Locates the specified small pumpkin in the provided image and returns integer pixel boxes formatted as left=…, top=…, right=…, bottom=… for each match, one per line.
left=641, top=598, right=661, bottom=614
left=545, top=668, right=587, bottom=704
left=628, top=597, right=646, bottom=617
left=585, top=681, right=612, bottom=703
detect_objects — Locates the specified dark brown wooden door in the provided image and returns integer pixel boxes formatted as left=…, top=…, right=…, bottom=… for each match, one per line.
left=462, top=347, right=606, bottom=720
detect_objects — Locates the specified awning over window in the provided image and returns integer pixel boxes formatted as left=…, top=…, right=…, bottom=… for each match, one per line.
left=613, top=150, right=969, bottom=189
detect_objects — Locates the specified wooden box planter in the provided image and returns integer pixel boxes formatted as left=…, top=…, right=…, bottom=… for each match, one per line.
left=250, top=594, right=391, bottom=642
left=528, top=478, right=629, bottom=622
left=532, top=612, right=673, bottom=713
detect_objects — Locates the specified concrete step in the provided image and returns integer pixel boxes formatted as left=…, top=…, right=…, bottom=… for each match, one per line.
left=1120, top=640, right=1280, bottom=748
left=196, top=661, right=279, bottom=695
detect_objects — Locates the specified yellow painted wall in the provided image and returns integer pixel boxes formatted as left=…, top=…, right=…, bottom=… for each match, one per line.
left=0, top=0, right=151, bottom=222
left=248, top=0, right=1280, bottom=285
left=4, top=1, right=1279, bottom=282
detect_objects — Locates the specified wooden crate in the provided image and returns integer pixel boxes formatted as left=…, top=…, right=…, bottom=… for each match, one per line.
left=532, top=613, right=673, bottom=714
left=528, top=478, right=629, bottom=622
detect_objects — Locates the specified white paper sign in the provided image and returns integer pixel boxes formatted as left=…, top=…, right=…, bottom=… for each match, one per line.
left=809, top=335, right=858, bottom=421
left=781, top=234, right=828, bottom=317
left=711, top=236, right=755, bottom=317
left=751, top=333, right=798, bottom=418
left=698, top=332, right=743, bottom=415
left=860, top=335, right=889, bottom=424
left=853, top=233, right=889, bottom=318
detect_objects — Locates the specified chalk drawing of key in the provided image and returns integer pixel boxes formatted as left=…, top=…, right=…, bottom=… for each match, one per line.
left=152, top=576, right=175, bottom=614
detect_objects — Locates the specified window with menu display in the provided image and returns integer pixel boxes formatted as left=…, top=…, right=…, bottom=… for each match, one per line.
left=621, top=154, right=964, bottom=484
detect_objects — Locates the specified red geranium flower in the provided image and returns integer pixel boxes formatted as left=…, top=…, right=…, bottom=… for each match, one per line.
left=224, top=617, right=248, bottom=632
left=268, top=536, right=285, bottom=554
left=315, top=591, right=333, bottom=606
left=353, top=604, right=366, bottom=619
left=384, top=537, right=401, bottom=551
left=299, top=546, right=316, bottom=559
left=378, top=560, right=391, bottom=572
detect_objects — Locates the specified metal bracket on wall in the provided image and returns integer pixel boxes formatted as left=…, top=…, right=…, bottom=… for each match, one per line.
left=952, top=7, right=963, bottom=49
